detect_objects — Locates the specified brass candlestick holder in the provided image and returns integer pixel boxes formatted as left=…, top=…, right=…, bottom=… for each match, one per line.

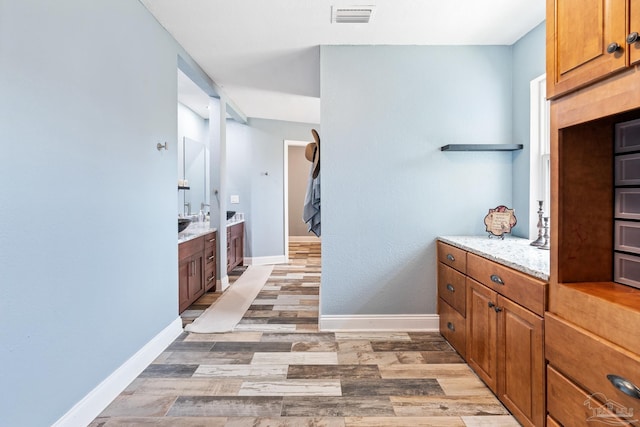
left=530, top=200, right=545, bottom=246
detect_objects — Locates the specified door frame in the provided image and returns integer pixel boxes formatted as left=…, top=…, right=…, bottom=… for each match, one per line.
left=283, top=139, right=312, bottom=261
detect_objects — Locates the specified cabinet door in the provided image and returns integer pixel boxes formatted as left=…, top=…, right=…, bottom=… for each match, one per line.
left=631, top=0, right=640, bottom=65
left=187, top=254, right=204, bottom=302
left=178, top=259, right=191, bottom=313
left=466, top=278, right=498, bottom=392
left=547, top=0, right=627, bottom=98
left=497, top=296, right=545, bottom=427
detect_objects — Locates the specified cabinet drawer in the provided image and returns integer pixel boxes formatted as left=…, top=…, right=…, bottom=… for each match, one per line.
left=437, top=241, right=467, bottom=274
left=437, top=263, right=466, bottom=315
left=438, top=298, right=466, bottom=358
left=204, top=246, right=216, bottom=266
left=467, top=253, right=546, bottom=316
left=546, top=313, right=640, bottom=416
left=178, top=236, right=204, bottom=261
left=204, top=266, right=216, bottom=291
left=204, top=231, right=217, bottom=248
left=546, top=365, right=634, bottom=427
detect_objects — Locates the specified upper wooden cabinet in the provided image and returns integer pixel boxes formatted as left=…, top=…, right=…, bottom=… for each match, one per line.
left=546, top=0, right=640, bottom=98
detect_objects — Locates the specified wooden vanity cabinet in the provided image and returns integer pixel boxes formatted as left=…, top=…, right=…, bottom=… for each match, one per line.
left=203, top=231, right=216, bottom=292
left=437, top=241, right=546, bottom=427
left=546, top=0, right=640, bottom=99
left=227, top=222, right=244, bottom=273
left=178, top=230, right=217, bottom=313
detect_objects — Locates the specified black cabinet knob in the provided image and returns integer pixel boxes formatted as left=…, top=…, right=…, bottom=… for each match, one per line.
left=607, top=42, right=621, bottom=54
left=627, top=32, right=639, bottom=44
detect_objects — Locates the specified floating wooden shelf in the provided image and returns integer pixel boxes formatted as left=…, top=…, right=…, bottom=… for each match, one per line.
left=440, top=144, right=523, bottom=151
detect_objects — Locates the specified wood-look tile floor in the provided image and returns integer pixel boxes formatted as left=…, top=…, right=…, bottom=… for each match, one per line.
left=91, top=242, right=520, bottom=426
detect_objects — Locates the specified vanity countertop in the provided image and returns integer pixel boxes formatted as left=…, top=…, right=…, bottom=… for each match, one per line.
left=178, top=219, right=245, bottom=244
left=438, top=235, right=550, bottom=281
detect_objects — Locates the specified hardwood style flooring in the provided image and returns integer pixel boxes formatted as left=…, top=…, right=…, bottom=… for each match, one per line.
left=91, top=242, right=520, bottom=426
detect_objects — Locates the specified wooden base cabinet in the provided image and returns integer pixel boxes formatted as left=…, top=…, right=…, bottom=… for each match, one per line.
left=227, top=222, right=244, bottom=273
left=438, top=241, right=546, bottom=427
left=179, top=231, right=216, bottom=313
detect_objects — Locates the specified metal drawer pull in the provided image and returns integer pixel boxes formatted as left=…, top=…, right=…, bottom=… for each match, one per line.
left=490, top=274, right=505, bottom=285
left=208, top=255, right=215, bottom=261
left=208, top=238, right=215, bottom=243
left=607, top=374, right=640, bottom=399
left=447, top=322, right=455, bottom=331
left=207, top=275, right=215, bottom=282
left=446, top=284, right=455, bottom=292
left=488, top=301, right=495, bottom=308
left=446, top=254, right=455, bottom=261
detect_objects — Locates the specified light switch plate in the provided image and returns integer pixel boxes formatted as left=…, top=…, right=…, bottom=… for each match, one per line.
left=230, top=195, right=240, bottom=204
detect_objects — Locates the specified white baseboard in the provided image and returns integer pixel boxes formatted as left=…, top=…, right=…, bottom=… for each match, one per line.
left=288, top=236, right=321, bottom=243
left=319, top=314, right=440, bottom=332
left=53, top=317, right=183, bottom=427
left=244, top=255, right=287, bottom=266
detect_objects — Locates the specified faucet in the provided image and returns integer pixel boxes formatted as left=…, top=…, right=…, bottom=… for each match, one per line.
left=184, top=202, right=191, bottom=215
left=200, top=202, right=210, bottom=213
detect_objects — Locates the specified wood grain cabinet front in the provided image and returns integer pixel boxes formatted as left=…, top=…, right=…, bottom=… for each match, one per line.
left=546, top=312, right=640, bottom=424
left=178, top=236, right=205, bottom=313
left=178, top=231, right=217, bottom=313
left=547, top=0, right=640, bottom=99
left=227, top=222, right=244, bottom=273
left=437, top=240, right=546, bottom=427
left=203, top=231, right=217, bottom=292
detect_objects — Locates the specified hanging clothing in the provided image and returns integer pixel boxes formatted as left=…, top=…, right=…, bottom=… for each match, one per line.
left=303, top=168, right=321, bottom=237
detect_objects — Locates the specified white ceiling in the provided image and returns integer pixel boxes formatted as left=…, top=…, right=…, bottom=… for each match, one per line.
left=144, top=0, right=545, bottom=124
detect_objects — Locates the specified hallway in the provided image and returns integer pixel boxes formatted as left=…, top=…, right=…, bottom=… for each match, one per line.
left=91, top=242, right=519, bottom=426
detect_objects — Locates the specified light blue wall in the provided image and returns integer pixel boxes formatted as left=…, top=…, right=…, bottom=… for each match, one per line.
left=320, top=45, right=515, bottom=315
left=511, top=22, right=547, bottom=237
left=236, top=118, right=318, bottom=259
left=0, top=1, right=184, bottom=425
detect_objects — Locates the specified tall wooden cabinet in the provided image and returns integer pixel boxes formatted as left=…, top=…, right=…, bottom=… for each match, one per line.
left=546, top=1, right=640, bottom=425
left=546, top=0, right=640, bottom=99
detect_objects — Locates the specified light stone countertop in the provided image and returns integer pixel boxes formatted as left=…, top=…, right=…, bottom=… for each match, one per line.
left=438, top=235, right=550, bottom=281
left=177, top=219, right=245, bottom=244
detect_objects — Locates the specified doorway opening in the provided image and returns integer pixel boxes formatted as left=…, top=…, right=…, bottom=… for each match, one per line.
left=283, top=139, right=321, bottom=261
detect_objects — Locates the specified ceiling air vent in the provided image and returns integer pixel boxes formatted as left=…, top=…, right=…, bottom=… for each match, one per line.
left=331, top=6, right=375, bottom=24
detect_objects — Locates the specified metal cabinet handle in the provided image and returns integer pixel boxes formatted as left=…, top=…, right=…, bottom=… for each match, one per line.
left=490, top=274, right=504, bottom=285
left=488, top=301, right=495, bottom=308
left=208, top=255, right=215, bottom=261
left=627, top=32, right=639, bottom=44
left=607, top=42, right=621, bottom=54
left=447, top=322, right=455, bottom=332
left=208, top=238, right=215, bottom=243
left=207, top=275, right=215, bottom=282
left=446, top=254, right=455, bottom=261
left=494, top=306, right=503, bottom=313
left=607, top=374, right=640, bottom=399
left=446, top=284, right=455, bottom=292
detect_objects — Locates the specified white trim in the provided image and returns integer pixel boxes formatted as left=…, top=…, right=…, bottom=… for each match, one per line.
left=52, top=317, right=183, bottom=427
left=283, top=139, right=311, bottom=262
left=319, top=314, right=440, bottom=332
left=244, top=255, right=287, bottom=266
left=288, top=236, right=321, bottom=243
left=217, top=275, right=230, bottom=292
left=529, top=73, right=550, bottom=239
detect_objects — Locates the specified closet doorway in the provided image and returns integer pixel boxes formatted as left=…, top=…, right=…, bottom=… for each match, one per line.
left=283, top=139, right=320, bottom=261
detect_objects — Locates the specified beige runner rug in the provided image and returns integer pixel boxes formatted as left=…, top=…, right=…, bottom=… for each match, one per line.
left=184, top=264, right=274, bottom=333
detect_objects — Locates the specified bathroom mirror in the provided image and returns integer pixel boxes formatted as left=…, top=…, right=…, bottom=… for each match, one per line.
left=179, top=136, right=209, bottom=216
